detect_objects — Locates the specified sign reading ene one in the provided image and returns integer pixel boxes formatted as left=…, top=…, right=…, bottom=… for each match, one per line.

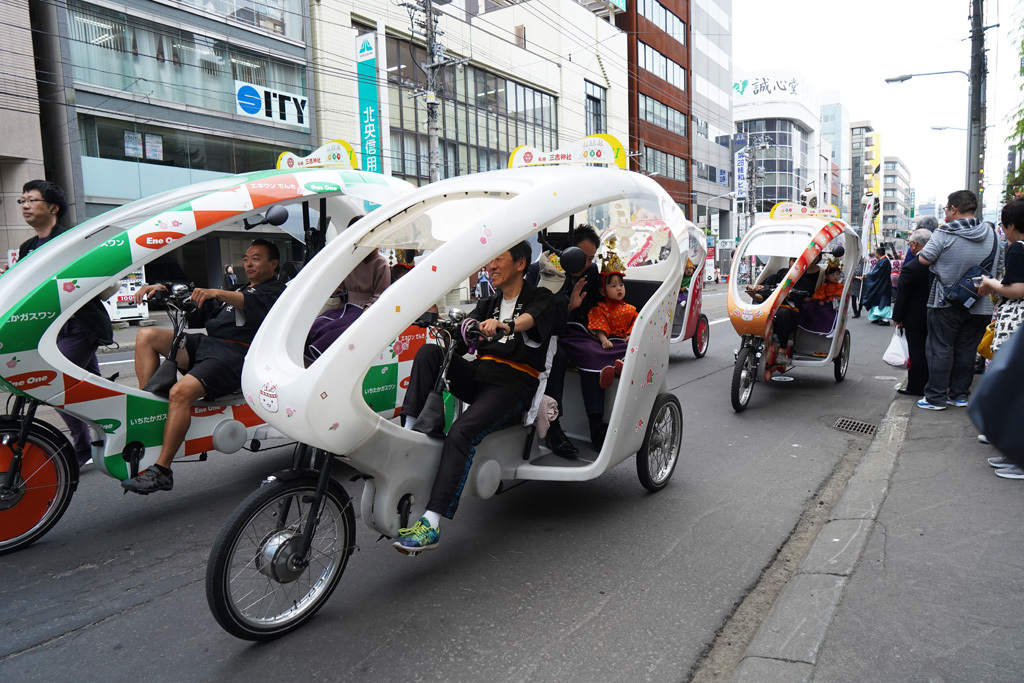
left=235, top=80, right=310, bottom=129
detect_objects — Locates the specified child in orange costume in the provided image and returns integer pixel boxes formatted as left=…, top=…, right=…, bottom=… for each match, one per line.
left=812, top=267, right=844, bottom=307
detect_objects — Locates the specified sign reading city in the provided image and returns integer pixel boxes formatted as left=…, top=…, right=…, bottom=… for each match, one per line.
left=235, top=80, right=309, bottom=129
left=355, top=33, right=383, bottom=174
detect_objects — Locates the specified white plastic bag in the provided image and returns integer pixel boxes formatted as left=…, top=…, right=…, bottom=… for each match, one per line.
left=883, top=329, right=909, bottom=367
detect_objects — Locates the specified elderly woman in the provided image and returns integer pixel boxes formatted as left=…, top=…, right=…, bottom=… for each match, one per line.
left=892, top=229, right=933, bottom=396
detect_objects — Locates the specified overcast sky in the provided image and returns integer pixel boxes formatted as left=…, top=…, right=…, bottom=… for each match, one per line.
left=732, top=0, right=1020, bottom=214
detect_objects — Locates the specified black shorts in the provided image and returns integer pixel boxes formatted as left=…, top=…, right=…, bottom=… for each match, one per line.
left=183, top=333, right=243, bottom=400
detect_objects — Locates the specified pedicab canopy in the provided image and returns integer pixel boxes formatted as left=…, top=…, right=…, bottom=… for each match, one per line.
left=727, top=202, right=858, bottom=339
left=0, top=140, right=413, bottom=479
left=241, top=135, right=687, bottom=464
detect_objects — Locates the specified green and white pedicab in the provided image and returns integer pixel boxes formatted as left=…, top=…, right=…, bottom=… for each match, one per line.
left=0, top=141, right=414, bottom=555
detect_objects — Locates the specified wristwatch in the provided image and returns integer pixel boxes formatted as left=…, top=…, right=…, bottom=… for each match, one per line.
left=504, top=318, right=516, bottom=335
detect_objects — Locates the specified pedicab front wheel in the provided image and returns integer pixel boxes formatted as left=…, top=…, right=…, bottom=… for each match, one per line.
left=636, top=394, right=682, bottom=492
left=206, top=475, right=356, bottom=641
left=731, top=347, right=757, bottom=413
left=0, top=419, right=77, bottom=555
left=834, top=330, right=851, bottom=382
left=691, top=314, right=710, bottom=358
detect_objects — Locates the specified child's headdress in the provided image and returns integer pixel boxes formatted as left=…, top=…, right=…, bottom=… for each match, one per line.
left=600, top=236, right=626, bottom=281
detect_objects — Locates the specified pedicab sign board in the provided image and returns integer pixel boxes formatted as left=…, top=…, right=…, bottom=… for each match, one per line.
left=509, top=134, right=627, bottom=170
left=277, top=140, right=359, bottom=171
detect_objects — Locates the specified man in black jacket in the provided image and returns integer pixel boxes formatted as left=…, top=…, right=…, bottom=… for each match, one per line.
left=395, top=241, right=560, bottom=553
left=892, top=229, right=933, bottom=396
left=16, top=180, right=114, bottom=468
left=122, top=239, right=285, bottom=494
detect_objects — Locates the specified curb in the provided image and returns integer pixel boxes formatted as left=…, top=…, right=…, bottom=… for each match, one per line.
left=730, top=398, right=911, bottom=682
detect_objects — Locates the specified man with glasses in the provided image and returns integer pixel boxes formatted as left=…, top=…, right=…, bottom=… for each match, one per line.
left=915, top=190, right=997, bottom=410
left=10, top=180, right=114, bottom=468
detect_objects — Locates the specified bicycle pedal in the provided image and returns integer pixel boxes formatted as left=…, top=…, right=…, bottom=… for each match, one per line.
left=394, top=546, right=421, bottom=557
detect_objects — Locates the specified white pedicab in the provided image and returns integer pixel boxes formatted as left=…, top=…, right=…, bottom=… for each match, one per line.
left=205, top=138, right=688, bottom=640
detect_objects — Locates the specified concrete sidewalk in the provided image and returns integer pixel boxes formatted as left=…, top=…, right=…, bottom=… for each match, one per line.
left=100, top=316, right=172, bottom=354
left=732, top=394, right=1024, bottom=682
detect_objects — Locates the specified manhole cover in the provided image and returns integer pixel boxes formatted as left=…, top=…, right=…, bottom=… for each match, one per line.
left=833, top=418, right=878, bottom=436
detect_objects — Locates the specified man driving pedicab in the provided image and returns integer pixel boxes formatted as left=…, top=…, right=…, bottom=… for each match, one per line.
left=121, top=239, right=285, bottom=494
left=396, top=241, right=562, bottom=553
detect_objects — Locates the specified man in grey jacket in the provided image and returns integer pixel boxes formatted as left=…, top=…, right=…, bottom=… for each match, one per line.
left=916, top=190, right=997, bottom=410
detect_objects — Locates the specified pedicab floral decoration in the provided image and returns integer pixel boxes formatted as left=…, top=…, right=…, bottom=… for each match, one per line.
left=62, top=280, right=80, bottom=292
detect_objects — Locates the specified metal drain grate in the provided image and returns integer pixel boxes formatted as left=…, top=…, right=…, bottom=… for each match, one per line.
left=833, top=418, right=878, bottom=436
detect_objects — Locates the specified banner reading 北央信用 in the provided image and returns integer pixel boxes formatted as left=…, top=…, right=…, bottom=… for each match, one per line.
left=355, top=33, right=382, bottom=174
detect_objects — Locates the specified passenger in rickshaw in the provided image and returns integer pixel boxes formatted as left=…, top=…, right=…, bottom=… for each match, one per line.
left=678, top=258, right=695, bottom=302
left=773, top=254, right=822, bottom=353
left=122, top=240, right=285, bottom=494
left=395, top=241, right=562, bottom=553
left=525, top=225, right=602, bottom=457
left=797, top=265, right=844, bottom=336
left=305, top=228, right=392, bottom=362
left=558, top=252, right=637, bottom=448
left=747, top=257, right=796, bottom=303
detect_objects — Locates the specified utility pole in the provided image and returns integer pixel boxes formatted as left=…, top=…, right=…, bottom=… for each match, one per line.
left=405, top=0, right=469, bottom=183
left=422, top=0, right=441, bottom=183
left=968, top=0, right=986, bottom=206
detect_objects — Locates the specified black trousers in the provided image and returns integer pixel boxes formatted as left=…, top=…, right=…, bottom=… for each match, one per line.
left=401, top=345, right=523, bottom=519
left=773, top=307, right=797, bottom=348
left=904, top=323, right=929, bottom=395
left=850, top=293, right=862, bottom=316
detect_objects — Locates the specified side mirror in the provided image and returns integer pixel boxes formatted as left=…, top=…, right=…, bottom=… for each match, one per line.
left=558, top=246, right=587, bottom=277
left=832, top=245, right=846, bottom=258
left=265, top=204, right=289, bottom=227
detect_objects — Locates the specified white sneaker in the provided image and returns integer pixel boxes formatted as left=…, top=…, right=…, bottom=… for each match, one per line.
left=977, top=434, right=991, bottom=445
left=995, top=465, right=1024, bottom=480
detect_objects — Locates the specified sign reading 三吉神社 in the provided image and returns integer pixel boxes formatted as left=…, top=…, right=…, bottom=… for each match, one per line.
left=235, top=80, right=309, bottom=129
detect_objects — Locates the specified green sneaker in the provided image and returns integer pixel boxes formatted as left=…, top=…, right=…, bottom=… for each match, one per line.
left=393, top=517, right=440, bottom=554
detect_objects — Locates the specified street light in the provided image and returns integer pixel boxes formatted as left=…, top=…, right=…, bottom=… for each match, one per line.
left=885, top=70, right=982, bottom=200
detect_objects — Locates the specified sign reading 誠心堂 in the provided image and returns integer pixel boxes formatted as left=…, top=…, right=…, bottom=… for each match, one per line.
left=235, top=80, right=309, bottom=130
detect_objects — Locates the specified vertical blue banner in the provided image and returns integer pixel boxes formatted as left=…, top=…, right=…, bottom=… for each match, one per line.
left=355, top=33, right=382, bottom=174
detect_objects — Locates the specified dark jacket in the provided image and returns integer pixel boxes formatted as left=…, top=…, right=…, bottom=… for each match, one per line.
left=19, top=225, right=114, bottom=346
left=892, top=256, right=931, bottom=330
left=861, top=257, right=892, bottom=310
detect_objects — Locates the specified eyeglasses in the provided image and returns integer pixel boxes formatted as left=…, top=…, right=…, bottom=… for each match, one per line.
left=16, top=198, right=46, bottom=206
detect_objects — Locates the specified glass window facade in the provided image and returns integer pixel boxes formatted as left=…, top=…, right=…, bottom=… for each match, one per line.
left=644, top=147, right=687, bottom=182
left=639, top=94, right=686, bottom=137
left=67, top=1, right=306, bottom=117
left=385, top=36, right=557, bottom=183
left=176, top=0, right=304, bottom=42
left=693, top=29, right=728, bottom=68
left=78, top=114, right=306, bottom=173
left=692, top=113, right=730, bottom=147
left=638, top=42, right=686, bottom=91
left=694, top=0, right=730, bottom=30
left=585, top=81, right=606, bottom=136
left=736, top=118, right=811, bottom=211
left=638, top=0, right=686, bottom=42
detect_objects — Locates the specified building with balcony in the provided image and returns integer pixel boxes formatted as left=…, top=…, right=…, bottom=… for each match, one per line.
left=881, top=156, right=912, bottom=252
left=850, top=121, right=882, bottom=246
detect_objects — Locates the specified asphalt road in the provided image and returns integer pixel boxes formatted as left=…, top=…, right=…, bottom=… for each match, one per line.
left=0, top=287, right=903, bottom=682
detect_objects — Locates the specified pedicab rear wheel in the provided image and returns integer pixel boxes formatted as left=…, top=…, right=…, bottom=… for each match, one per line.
left=636, top=394, right=682, bottom=492
left=731, top=347, right=757, bottom=413
left=691, top=314, right=710, bottom=358
left=834, top=330, right=851, bottom=382
left=0, top=419, right=77, bottom=555
left=206, top=475, right=356, bottom=640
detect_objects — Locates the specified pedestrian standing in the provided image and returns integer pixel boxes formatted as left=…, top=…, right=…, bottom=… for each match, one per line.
left=862, top=247, right=892, bottom=324
left=849, top=257, right=865, bottom=317
left=223, top=264, right=237, bottom=288
left=892, top=229, right=933, bottom=396
left=17, top=180, right=113, bottom=467
left=916, top=190, right=997, bottom=411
